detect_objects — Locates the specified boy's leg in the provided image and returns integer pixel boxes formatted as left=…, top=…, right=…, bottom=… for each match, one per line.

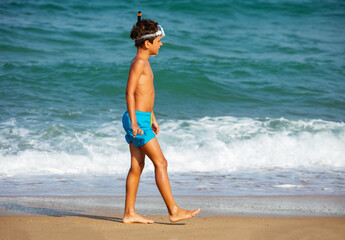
left=140, top=137, right=200, bottom=222
left=123, top=142, right=153, bottom=224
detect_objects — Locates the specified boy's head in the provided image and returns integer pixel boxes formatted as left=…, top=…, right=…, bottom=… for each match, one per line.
left=130, top=19, right=165, bottom=48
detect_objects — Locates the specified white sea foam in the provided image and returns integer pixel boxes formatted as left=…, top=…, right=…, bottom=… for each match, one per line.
left=274, top=184, right=305, bottom=189
left=0, top=116, right=344, bottom=176
left=158, top=117, right=345, bottom=173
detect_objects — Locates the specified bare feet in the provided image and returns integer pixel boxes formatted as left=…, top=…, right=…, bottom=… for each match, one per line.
left=123, top=212, right=154, bottom=224
left=169, top=207, right=200, bottom=223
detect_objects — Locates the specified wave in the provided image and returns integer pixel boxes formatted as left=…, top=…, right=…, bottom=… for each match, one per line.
left=1, top=116, right=344, bottom=176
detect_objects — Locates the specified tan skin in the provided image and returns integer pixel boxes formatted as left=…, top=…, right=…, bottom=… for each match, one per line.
left=123, top=36, right=200, bottom=224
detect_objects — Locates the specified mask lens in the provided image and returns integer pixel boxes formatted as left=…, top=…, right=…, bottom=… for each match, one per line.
left=159, top=25, right=165, bottom=37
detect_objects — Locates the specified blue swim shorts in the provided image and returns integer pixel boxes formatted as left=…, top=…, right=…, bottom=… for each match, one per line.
left=122, top=110, right=156, bottom=148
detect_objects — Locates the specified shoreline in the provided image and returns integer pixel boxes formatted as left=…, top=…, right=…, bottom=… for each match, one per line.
left=1, top=195, right=344, bottom=217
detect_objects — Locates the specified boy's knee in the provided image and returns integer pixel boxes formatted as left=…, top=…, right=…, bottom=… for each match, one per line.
left=155, top=158, right=167, bottom=169
left=130, top=162, right=145, bottom=174
left=139, top=161, right=145, bottom=170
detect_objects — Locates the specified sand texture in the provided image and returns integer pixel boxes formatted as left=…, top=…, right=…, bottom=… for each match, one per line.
left=1, top=215, right=345, bottom=240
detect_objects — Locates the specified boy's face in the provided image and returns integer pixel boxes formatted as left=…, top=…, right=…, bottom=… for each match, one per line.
left=147, top=37, right=163, bottom=55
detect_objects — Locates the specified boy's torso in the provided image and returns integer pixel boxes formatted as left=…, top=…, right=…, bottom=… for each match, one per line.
left=133, top=58, right=155, bottom=113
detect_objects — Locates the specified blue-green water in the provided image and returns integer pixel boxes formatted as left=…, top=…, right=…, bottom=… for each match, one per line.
left=1, top=0, right=345, bottom=196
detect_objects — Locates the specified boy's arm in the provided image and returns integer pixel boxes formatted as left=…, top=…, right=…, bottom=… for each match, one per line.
left=126, top=59, right=145, bottom=138
left=151, top=111, right=159, bottom=135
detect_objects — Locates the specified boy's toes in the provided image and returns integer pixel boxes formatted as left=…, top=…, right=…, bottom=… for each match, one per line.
left=192, top=208, right=200, bottom=216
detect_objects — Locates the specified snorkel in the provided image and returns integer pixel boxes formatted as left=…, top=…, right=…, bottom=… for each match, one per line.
left=137, top=11, right=141, bottom=22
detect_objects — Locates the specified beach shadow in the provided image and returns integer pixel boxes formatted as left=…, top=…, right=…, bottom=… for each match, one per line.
left=0, top=202, right=185, bottom=225
left=153, top=221, right=185, bottom=226
left=0, top=202, right=123, bottom=223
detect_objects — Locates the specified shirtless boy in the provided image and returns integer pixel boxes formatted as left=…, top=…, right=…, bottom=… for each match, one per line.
left=121, top=14, right=200, bottom=224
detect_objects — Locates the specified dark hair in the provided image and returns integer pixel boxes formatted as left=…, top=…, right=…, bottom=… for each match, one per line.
left=130, top=19, right=159, bottom=48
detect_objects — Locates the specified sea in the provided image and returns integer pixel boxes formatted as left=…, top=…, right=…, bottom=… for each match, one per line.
left=1, top=0, right=345, bottom=199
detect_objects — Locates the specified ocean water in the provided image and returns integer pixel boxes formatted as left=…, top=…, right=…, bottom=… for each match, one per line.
left=1, top=0, right=345, bottom=197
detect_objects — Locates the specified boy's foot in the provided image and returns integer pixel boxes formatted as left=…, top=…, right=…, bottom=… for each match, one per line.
left=123, top=213, right=154, bottom=224
left=169, top=207, right=200, bottom=223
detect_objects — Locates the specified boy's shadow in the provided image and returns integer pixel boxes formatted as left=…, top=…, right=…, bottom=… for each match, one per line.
left=0, top=202, right=185, bottom=225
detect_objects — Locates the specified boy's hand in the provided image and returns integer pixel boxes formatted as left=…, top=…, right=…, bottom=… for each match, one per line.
left=152, top=121, right=160, bottom=135
left=131, top=123, right=143, bottom=138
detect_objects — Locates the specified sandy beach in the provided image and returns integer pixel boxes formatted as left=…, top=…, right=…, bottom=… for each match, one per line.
left=1, top=195, right=345, bottom=239
left=1, top=215, right=344, bottom=240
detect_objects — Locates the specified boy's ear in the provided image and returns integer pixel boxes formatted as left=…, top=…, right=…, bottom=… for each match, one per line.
left=144, top=40, right=151, bottom=49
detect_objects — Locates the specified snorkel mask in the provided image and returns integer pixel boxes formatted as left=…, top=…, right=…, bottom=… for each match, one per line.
left=137, top=11, right=165, bottom=40
left=140, top=25, right=165, bottom=39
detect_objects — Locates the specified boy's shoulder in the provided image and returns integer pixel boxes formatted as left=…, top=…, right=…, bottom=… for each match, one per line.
left=131, top=56, right=149, bottom=69
left=132, top=56, right=146, bottom=64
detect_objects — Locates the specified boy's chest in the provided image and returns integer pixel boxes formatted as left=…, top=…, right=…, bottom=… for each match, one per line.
left=140, top=66, right=154, bottom=85
left=144, top=64, right=154, bottom=79
left=138, top=68, right=154, bottom=90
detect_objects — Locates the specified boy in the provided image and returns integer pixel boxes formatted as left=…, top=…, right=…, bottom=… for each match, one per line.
left=121, top=15, right=200, bottom=224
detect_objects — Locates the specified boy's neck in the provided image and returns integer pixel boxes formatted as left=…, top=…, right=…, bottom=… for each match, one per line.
left=136, top=47, right=151, bottom=60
